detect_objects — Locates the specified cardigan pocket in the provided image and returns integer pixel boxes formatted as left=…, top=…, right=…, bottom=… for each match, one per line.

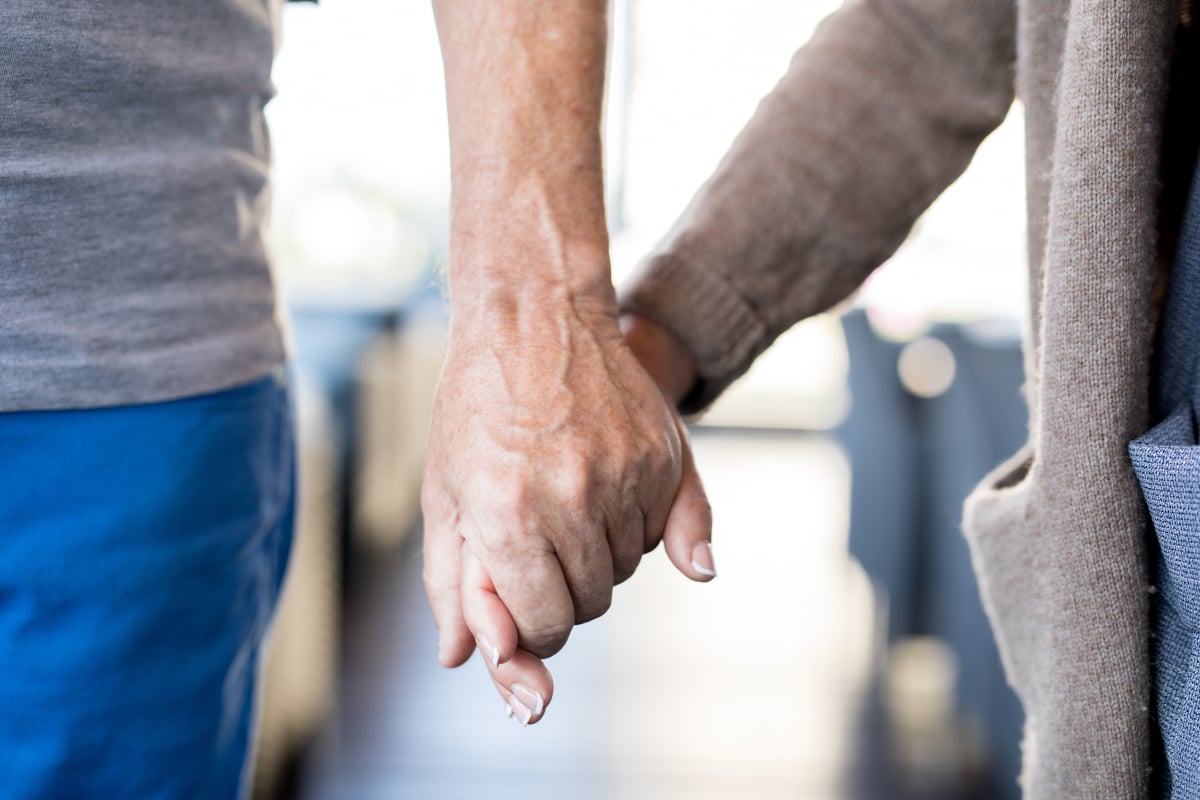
left=1129, top=402, right=1200, bottom=794
left=961, top=443, right=1038, bottom=703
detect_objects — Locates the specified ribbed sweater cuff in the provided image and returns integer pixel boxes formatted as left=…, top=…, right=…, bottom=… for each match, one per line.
left=619, top=250, right=769, bottom=415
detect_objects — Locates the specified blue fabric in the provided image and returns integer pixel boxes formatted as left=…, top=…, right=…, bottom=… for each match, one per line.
left=0, top=373, right=295, bottom=799
left=1129, top=161, right=1200, bottom=798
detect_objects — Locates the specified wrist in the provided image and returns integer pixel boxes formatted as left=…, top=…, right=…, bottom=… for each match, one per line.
left=447, top=161, right=612, bottom=309
left=448, top=278, right=623, bottom=353
left=619, top=313, right=699, bottom=406
left=448, top=247, right=617, bottom=320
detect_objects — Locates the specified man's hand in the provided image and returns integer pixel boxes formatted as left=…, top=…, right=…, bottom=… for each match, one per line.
left=440, top=311, right=715, bottom=725
left=425, top=0, right=713, bottom=724
left=423, top=294, right=713, bottom=662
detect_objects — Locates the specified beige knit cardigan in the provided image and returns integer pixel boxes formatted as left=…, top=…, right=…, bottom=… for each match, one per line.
left=622, top=1, right=1182, bottom=796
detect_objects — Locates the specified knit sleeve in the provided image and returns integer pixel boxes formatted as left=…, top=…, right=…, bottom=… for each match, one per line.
left=619, top=0, right=1016, bottom=414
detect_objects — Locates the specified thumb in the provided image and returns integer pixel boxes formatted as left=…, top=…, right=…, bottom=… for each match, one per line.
left=660, top=419, right=715, bottom=582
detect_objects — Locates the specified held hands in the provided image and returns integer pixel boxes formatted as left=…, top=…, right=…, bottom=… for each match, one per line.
left=421, top=293, right=713, bottom=724
left=428, top=0, right=710, bottom=725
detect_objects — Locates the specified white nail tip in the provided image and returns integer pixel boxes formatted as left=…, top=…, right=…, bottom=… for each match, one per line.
left=478, top=635, right=500, bottom=669
left=504, top=693, right=533, bottom=726
left=512, top=684, right=544, bottom=717
left=690, top=542, right=717, bottom=577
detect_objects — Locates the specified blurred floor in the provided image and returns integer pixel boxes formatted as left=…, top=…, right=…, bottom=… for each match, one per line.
left=297, top=430, right=883, bottom=800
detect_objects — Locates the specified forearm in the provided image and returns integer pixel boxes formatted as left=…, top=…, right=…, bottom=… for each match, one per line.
left=621, top=0, right=1016, bottom=412
left=433, top=0, right=613, bottom=319
left=426, top=2, right=715, bottom=715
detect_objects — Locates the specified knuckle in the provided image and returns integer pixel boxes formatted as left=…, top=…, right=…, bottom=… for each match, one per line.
left=521, top=621, right=573, bottom=659
left=612, top=550, right=642, bottom=586
left=610, top=529, right=644, bottom=585
left=574, top=590, right=613, bottom=625
left=464, top=474, right=538, bottom=548
left=475, top=525, right=539, bottom=562
left=628, top=438, right=674, bottom=489
left=549, top=454, right=595, bottom=516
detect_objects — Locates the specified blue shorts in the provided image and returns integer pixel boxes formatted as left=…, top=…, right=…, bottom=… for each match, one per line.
left=0, top=374, right=295, bottom=798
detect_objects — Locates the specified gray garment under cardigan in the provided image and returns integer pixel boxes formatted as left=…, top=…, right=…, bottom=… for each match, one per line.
left=0, top=0, right=287, bottom=411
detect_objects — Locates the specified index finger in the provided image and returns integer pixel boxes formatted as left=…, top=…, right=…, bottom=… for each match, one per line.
left=464, top=531, right=576, bottom=659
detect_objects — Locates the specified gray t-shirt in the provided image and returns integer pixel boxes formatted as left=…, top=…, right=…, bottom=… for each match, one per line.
left=0, top=0, right=287, bottom=411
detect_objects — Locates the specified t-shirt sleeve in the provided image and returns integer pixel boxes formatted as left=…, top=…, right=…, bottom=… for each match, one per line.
left=619, top=0, right=1016, bottom=414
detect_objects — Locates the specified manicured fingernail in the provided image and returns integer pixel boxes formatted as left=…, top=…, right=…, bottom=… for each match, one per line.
left=436, top=636, right=451, bottom=666
left=477, top=634, right=499, bottom=669
left=504, top=702, right=514, bottom=718
left=691, top=542, right=717, bottom=577
left=506, top=693, right=533, bottom=726
left=512, top=684, right=545, bottom=717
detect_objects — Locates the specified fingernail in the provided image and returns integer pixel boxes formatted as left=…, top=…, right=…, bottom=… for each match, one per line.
left=436, top=636, right=450, bottom=666
left=477, top=634, right=499, bottom=669
left=504, top=702, right=514, bottom=719
left=512, top=684, right=544, bottom=717
left=505, top=693, right=533, bottom=726
left=691, top=542, right=717, bottom=577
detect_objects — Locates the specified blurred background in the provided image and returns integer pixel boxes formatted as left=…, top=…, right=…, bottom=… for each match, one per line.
left=256, top=1, right=1030, bottom=798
